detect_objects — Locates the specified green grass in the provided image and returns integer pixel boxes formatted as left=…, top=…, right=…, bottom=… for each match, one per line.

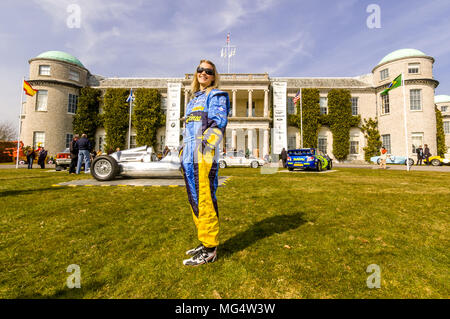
left=0, top=167, right=449, bottom=298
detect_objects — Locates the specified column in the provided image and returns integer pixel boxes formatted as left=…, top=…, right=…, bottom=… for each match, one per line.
left=263, top=129, right=269, bottom=157
left=248, top=89, right=253, bottom=117
left=232, top=89, right=237, bottom=117
left=232, top=129, right=237, bottom=150
left=184, top=89, right=190, bottom=116
left=264, top=89, right=269, bottom=117
left=248, top=129, right=253, bottom=154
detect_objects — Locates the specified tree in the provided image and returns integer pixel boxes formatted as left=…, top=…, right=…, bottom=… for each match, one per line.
left=132, top=88, right=165, bottom=150
left=361, top=118, right=382, bottom=162
left=73, top=87, right=101, bottom=147
left=103, top=88, right=130, bottom=152
left=435, top=106, right=446, bottom=157
left=0, top=121, right=16, bottom=141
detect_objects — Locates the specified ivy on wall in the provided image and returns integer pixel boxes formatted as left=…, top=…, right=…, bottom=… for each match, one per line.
left=132, top=88, right=166, bottom=150
left=435, top=106, right=446, bottom=157
left=328, top=89, right=355, bottom=161
left=73, top=87, right=101, bottom=148
left=361, top=118, right=382, bottom=162
left=103, top=88, right=130, bottom=152
left=299, top=88, right=321, bottom=148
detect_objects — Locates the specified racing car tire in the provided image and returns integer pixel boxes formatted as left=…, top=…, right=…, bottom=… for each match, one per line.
left=405, top=158, right=414, bottom=166
left=55, top=165, right=63, bottom=171
left=316, top=160, right=322, bottom=172
left=327, top=160, right=332, bottom=170
left=250, top=161, right=259, bottom=169
left=288, top=167, right=294, bottom=171
left=377, top=158, right=381, bottom=165
left=431, top=159, right=441, bottom=166
left=91, top=155, right=119, bottom=181
left=219, top=160, right=227, bottom=169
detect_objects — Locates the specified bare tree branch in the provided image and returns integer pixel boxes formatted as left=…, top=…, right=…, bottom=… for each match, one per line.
left=0, top=121, right=17, bottom=141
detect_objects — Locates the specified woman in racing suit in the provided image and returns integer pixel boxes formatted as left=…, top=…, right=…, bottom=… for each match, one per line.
left=181, top=60, right=230, bottom=266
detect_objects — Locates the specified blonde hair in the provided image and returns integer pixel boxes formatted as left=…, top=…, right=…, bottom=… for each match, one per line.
left=190, top=59, right=220, bottom=98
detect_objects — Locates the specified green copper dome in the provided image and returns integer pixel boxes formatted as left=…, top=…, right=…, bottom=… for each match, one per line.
left=435, top=95, right=450, bottom=104
left=36, top=51, right=85, bottom=68
left=378, top=49, right=428, bottom=66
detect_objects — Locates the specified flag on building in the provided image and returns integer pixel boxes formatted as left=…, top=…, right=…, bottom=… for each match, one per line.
left=381, top=74, right=402, bottom=96
left=293, top=90, right=301, bottom=104
left=126, top=88, right=135, bottom=102
left=23, top=80, right=37, bottom=96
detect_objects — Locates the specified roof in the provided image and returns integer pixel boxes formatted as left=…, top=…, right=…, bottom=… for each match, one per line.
left=378, top=49, right=428, bottom=66
left=434, top=95, right=450, bottom=104
left=35, top=51, right=85, bottom=68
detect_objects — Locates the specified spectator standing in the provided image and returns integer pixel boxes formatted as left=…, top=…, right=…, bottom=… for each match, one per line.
left=380, top=146, right=387, bottom=169
left=424, top=144, right=431, bottom=165
left=26, top=148, right=35, bottom=169
left=38, top=147, right=48, bottom=169
left=415, top=145, right=424, bottom=166
left=281, top=148, right=288, bottom=168
left=69, top=135, right=79, bottom=174
left=76, top=134, right=91, bottom=174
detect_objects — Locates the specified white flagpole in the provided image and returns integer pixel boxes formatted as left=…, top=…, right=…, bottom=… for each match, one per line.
left=128, top=88, right=133, bottom=149
left=16, top=77, right=25, bottom=169
left=300, top=88, right=303, bottom=148
left=401, top=73, right=410, bottom=171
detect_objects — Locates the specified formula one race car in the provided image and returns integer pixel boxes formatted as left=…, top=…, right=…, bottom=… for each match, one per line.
left=286, top=148, right=332, bottom=171
left=90, top=146, right=182, bottom=181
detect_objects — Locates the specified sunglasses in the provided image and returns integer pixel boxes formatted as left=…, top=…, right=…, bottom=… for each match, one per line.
left=196, top=67, right=214, bottom=76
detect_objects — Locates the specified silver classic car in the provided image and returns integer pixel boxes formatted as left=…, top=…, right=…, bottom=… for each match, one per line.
left=218, top=151, right=266, bottom=168
left=91, top=146, right=182, bottom=181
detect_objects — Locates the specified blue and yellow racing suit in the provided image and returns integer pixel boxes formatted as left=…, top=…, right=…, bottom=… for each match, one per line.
left=180, top=88, right=230, bottom=248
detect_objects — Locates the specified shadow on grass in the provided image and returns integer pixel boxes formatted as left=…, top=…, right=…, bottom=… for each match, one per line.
left=0, top=187, right=68, bottom=197
left=15, top=280, right=107, bottom=299
left=221, top=212, right=307, bottom=258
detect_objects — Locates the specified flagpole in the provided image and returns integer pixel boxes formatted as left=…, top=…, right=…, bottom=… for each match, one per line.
left=128, top=88, right=133, bottom=149
left=16, top=77, right=25, bottom=169
left=401, top=73, right=410, bottom=171
left=300, top=88, right=303, bottom=148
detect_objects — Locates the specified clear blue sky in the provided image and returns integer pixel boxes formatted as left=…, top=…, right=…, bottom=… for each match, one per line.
left=1, top=0, right=450, bottom=128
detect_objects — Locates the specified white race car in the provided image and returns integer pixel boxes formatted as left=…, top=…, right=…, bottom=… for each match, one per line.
left=91, top=146, right=182, bottom=181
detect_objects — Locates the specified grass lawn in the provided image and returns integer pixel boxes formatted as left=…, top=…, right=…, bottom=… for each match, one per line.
left=0, top=167, right=448, bottom=299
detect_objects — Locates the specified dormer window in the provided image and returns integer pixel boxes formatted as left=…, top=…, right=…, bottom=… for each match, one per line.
left=69, top=70, right=80, bottom=82
left=39, top=65, right=50, bottom=76
left=380, top=69, right=389, bottom=81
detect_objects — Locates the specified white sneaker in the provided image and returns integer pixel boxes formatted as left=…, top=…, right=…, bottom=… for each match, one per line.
left=183, top=247, right=217, bottom=266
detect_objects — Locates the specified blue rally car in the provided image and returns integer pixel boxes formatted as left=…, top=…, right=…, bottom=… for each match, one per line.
left=286, top=148, right=332, bottom=171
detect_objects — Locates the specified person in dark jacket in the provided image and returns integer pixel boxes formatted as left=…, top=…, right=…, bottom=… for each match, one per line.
left=415, top=145, right=424, bottom=165
left=76, top=134, right=91, bottom=174
left=69, top=135, right=79, bottom=174
left=37, top=147, right=48, bottom=169
left=281, top=148, right=288, bottom=168
left=26, top=148, right=35, bottom=169
left=423, top=144, right=431, bottom=165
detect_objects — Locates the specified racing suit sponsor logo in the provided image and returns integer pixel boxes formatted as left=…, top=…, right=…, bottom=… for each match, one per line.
left=186, top=115, right=201, bottom=123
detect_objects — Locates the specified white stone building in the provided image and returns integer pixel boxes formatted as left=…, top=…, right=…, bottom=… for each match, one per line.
left=20, top=49, right=449, bottom=161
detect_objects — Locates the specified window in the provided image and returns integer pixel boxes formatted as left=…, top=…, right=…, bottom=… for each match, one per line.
left=39, top=65, right=50, bottom=76
left=65, top=133, right=73, bottom=149
left=98, top=136, right=105, bottom=152
left=380, top=69, right=389, bottom=81
left=287, top=98, right=295, bottom=114
left=246, top=101, right=255, bottom=116
left=68, top=94, right=78, bottom=114
left=318, top=137, right=327, bottom=154
left=410, top=89, right=422, bottom=111
left=69, top=70, right=80, bottom=82
left=381, top=94, right=390, bottom=114
left=441, top=105, right=448, bottom=112
left=411, top=133, right=424, bottom=153
left=33, top=132, right=45, bottom=149
left=350, top=141, right=359, bottom=155
left=36, top=90, right=48, bottom=111
left=160, top=135, right=165, bottom=151
left=444, top=121, right=450, bottom=134
left=382, top=134, right=391, bottom=154
left=288, top=136, right=296, bottom=150
left=320, top=97, right=328, bottom=115
left=161, top=97, right=167, bottom=115
left=130, top=136, right=137, bottom=149
left=351, top=97, right=359, bottom=116
left=408, top=63, right=420, bottom=74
